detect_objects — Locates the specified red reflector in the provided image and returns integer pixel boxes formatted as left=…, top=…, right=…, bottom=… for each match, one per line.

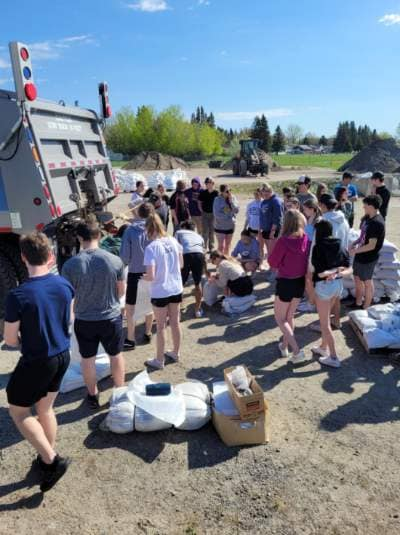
left=106, top=105, right=112, bottom=118
left=33, top=197, right=42, bottom=206
left=49, top=205, right=56, bottom=217
left=114, top=186, right=120, bottom=195
left=36, top=223, right=45, bottom=231
left=43, top=185, right=51, bottom=200
left=25, top=83, right=37, bottom=101
left=56, top=205, right=62, bottom=217
left=20, top=47, right=29, bottom=61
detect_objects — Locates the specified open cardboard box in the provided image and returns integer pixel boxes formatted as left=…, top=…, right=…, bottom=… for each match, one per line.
left=224, top=366, right=264, bottom=420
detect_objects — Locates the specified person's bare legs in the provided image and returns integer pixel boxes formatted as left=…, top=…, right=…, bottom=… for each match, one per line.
left=167, top=302, right=181, bottom=356
left=110, top=354, right=125, bottom=387
left=354, top=276, right=364, bottom=306
left=364, top=279, right=374, bottom=309
left=224, top=234, right=233, bottom=256
left=274, top=297, right=300, bottom=354
left=153, top=305, right=169, bottom=363
left=266, top=238, right=277, bottom=256
left=283, top=299, right=299, bottom=350
left=145, top=312, right=154, bottom=337
left=9, top=404, right=56, bottom=464
left=194, top=285, right=203, bottom=313
left=81, top=357, right=98, bottom=396
left=125, top=304, right=136, bottom=341
left=305, top=275, right=316, bottom=305
left=316, top=297, right=336, bottom=355
left=216, top=233, right=225, bottom=253
left=36, top=391, right=58, bottom=449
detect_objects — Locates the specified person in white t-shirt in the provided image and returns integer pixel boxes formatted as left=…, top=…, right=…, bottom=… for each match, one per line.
left=244, top=188, right=262, bottom=236
left=129, top=180, right=145, bottom=209
left=143, top=213, right=184, bottom=370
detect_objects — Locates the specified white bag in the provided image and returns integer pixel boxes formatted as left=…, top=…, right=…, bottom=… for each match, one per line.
left=175, top=382, right=211, bottom=431
left=379, top=252, right=396, bottom=264
left=134, top=280, right=153, bottom=321
left=147, top=171, right=165, bottom=189
left=376, top=269, right=400, bottom=281
left=364, top=328, right=399, bottom=348
left=104, top=387, right=135, bottom=434
left=368, top=303, right=396, bottom=319
left=134, top=406, right=172, bottom=433
left=60, top=355, right=110, bottom=394
left=203, top=281, right=221, bottom=306
left=381, top=241, right=399, bottom=254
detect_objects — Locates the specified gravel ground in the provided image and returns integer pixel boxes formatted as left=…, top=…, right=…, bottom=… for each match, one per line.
left=0, top=173, right=399, bottom=535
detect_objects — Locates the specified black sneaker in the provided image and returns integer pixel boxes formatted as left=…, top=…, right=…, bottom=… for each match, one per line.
left=143, top=333, right=152, bottom=344
left=123, top=339, right=136, bottom=350
left=40, top=455, right=71, bottom=493
left=86, top=393, right=100, bottom=409
left=32, top=455, right=47, bottom=472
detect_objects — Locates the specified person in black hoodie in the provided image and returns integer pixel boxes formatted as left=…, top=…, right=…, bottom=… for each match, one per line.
left=311, top=220, right=352, bottom=368
left=371, top=171, right=391, bottom=220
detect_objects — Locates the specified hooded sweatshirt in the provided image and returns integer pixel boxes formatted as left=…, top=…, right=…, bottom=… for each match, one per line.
left=213, top=195, right=239, bottom=231
left=120, top=219, right=149, bottom=273
left=322, top=210, right=350, bottom=250
left=185, top=179, right=203, bottom=217
left=259, top=194, right=284, bottom=232
left=311, top=237, right=350, bottom=283
left=268, top=234, right=311, bottom=279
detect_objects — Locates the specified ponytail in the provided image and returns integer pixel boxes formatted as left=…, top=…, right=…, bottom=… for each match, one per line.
left=145, top=213, right=168, bottom=238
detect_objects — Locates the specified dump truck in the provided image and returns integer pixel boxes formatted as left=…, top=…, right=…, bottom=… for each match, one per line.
left=0, top=41, right=117, bottom=316
left=232, top=139, right=269, bottom=177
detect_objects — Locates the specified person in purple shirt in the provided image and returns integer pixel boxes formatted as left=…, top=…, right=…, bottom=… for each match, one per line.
left=185, top=178, right=203, bottom=233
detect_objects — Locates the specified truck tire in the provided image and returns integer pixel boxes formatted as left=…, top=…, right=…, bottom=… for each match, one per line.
left=232, top=159, right=240, bottom=176
left=239, top=159, right=247, bottom=177
left=0, top=242, right=28, bottom=283
left=0, top=253, right=18, bottom=319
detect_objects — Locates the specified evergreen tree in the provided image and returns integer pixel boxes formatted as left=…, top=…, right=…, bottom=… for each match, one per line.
left=371, top=129, right=379, bottom=142
left=195, top=107, right=201, bottom=123
left=207, top=112, right=216, bottom=128
left=200, top=106, right=205, bottom=124
left=272, top=125, right=286, bottom=153
left=333, top=123, right=352, bottom=153
left=355, top=126, right=364, bottom=151
left=349, top=121, right=357, bottom=149
left=190, top=113, right=196, bottom=124
left=302, top=136, right=311, bottom=145
left=318, top=135, right=328, bottom=146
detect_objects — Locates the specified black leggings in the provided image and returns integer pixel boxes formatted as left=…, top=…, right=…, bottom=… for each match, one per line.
left=227, top=276, right=254, bottom=297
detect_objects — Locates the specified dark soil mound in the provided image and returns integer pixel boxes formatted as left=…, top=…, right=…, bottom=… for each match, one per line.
left=123, top=152, right=188, bottom=170
left=339, top=139, right=400, bottom=173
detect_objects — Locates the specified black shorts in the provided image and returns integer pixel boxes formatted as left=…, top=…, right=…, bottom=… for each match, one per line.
left=151, top=293, right=183, bottom=308
left=248, top=227, right=259, bottom=236
left=126, top=272, right=144, bottom=305
left=214, top=228, right=234, bottom=235
left=262, top=228, right=280, bottom=240
left=181, top=253, right=205, bottom=286
left=227, top=276, right=254, bottom=297
left=74, top=316, right=124, bottom=358
left=276, top=277, right=305, bottom=302
left=7, top=350, right=70, bottom=407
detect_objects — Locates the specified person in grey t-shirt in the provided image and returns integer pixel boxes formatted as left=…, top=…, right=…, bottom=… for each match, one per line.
left=62, top=221, right=126, bottom=408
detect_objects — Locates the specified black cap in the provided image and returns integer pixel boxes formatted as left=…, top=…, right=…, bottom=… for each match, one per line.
left=371, top=171, right=384, bottom=181
left=342, top=172, right=353, bottom=180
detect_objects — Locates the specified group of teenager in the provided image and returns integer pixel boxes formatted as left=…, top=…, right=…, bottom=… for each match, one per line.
left=2, top=169, right=390, bottom=492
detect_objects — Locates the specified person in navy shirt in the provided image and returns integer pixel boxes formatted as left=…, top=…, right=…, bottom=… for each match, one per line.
left=4, top=232, right=74, bottom=492
left=185, top=177, right=203, bottom=233
left=334, top=172, right=358, bottom=228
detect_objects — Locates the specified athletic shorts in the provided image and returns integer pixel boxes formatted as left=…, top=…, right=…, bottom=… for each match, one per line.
left=126, top=272, right=144, bottom=305
left=315, top=279, right=343, bottom=301
left=7, top=350, right=70, bottom=407
left=353, top=259, right=377, bottom=282
left=181, top=253, right=205, bottom=286
left=276, top=277, right=305, bottom=302
left=74, top=316, right=124, bottom=358
left=151, top=293, right=183, bottom=308
left=227, top=276, right=253, bottom=297
left=262, top=228, right=280, bottom=240
left=214, top=228, right=234, bottom=235
left=248, top=227, right=259, bottom=236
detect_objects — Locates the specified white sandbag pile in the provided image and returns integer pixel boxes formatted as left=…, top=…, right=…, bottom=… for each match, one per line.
left=163, top=168, right=188, bottom=191
left=114, top=170, right=147, bottom=193
left=175, top=382, right=211, bottom=431
left=147, top=171, right=165, bottom=190
left=104, top=387, right=135, bottom=434
left=349, top=303, right=400, bottom=350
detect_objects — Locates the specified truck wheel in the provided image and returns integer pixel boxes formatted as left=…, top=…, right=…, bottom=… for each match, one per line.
left=239, top=159, right=247, bottom=177
left=0, top=242, right=28, bottom=283
left=0, top=253, right=18, bottom=319
left=232, top=160, right=240, bottom=176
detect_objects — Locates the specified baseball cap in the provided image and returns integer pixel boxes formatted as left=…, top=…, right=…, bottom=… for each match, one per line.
left=297, top=175, right=312, bottom=185
left=342, top=172, right=353, bottom=180
left=205, top=177, right=213, bottom=184
left=371, top=171, right=384, bottom=180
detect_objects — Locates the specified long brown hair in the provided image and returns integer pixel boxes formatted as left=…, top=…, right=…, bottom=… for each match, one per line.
left=145, top=213, right=168, bottom=239
left=209, top=250, right=237, bottom=264
left=281, top=209, right=306, bottom=237
left=303, top=198, right=322, bottom=219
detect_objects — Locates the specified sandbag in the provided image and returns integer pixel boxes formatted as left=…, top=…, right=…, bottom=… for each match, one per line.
left=343, top=277, right=355, bottom=290
left=363, top=328, right=399, bottom=349
left=134, top=406, right=172, bottom=432
left=175, top=382, right=211, bottom=431
left=379, top=252, right=396, bottom=264
left=381, top=241, right=398, bottom=254
left=348, top=309, right=369, bottom=329
left=203, top=281, right=221, bottom=306
left=222, top=294, right=256, bottom=315
left=375, top=269, right=400, bottom=281
left=104, top=387, right=135, bottom=434
left=368, top=303, right=396, bottom=319
left=378, top=261, right=400, bottom=270
left=60, top=355, right=110, bottom=394
left=147, top=171, right=165, bottom=189
left=163, top=169, right=188, bottom=191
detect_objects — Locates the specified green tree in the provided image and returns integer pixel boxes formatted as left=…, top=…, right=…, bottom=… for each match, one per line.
left=285, top=124, right=303, bottom=145
left=302, top=136, right=311, bottom=145
left=333, top=122, right=352, bottom=153
left=318, top=135, right=328, bottom=146
left=272, top=125, right=286, bottom=153
left=207, top=112, right=216, bottom=128
left=251, top=114, right=271, bottom=152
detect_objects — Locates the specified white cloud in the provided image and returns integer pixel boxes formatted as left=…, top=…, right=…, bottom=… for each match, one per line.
left=0, top=58, right=10, bottom=69
left=379, top=14, right=400, bottom=26
left=216, top=109, right=294, bottom=121
left=26, top=35, right=95, bottom=60
left=127, top=0, right=169, bottom=12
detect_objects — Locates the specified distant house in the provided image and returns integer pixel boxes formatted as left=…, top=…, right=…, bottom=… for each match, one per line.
left=287, top=144, right=314, bottom=154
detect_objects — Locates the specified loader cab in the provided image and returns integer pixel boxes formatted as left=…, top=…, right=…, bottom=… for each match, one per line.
left=240, top=139, right=261, bottom=158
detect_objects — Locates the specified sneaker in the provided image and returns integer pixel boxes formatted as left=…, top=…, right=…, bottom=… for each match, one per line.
left=123, top=339, right=136, bottom=350
left=143, top=334, right=152, bottom=344
left=40, top=455, right=71, bottom=493
left=86, top=393, right=100, bottom=409
left=32, top=455, right=47, bottom=472
left=145, top=358, right=165, bottom=370
left=165, top=351, right=180, bottom=363
left=311, top=346, right=329, bottom=358
left=319, top=355, right=341, bottom=368
left=278, top=342, right=289, bottom=358
left=195, top=309, right=204, bottom=318
left=289, top=350, right=306, bottom=364
left=297, top=301, right=316, bottom=313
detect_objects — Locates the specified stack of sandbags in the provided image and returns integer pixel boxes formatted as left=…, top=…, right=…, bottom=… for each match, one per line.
left=163, top=168, right=188, bottom=191
left=349, top=303, right=400, bottom=350
left=115, top=171, right=147, bottom=193
left=147, top=171, right=165, bottom=190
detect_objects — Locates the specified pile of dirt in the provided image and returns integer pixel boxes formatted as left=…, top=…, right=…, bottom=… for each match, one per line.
left=123, top=151, right=188, bottom=171
left=339, top=139, right=400, bottom=173
left=222, top=150, right=279, bottom=171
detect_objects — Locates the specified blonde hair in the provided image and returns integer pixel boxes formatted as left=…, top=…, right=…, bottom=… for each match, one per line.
left=281, top=209, right=306, bottom=237
left=261, top=182, right=273, bottom=193
left=145, top=213, right=167, bottom=238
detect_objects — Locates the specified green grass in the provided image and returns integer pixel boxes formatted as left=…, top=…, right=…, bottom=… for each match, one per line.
left=110, top=160, right=126, bottom=168
left=229, top=178, right=337, bottom=197
left=274, top=153, right=351, bottom=169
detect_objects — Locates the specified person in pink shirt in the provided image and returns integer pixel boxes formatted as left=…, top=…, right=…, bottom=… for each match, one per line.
left=268, top=210, right=311, bottom=364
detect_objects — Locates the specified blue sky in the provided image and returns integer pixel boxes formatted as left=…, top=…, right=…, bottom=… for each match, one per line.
left=0, top=0, right=399, bottom=136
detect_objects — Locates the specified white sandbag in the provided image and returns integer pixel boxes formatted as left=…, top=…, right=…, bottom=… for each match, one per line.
left=356, top=316, right=380, bottom=330
left=222, top=294, right=256, bottom=315
left=348, top=309, right=369, bottom=329
left=386, top=291, right=400, bottom=303
left=379, top=252, right=396, bottom=264
left=382, top=279, right=400, bottom=291
left=378, top=261, right=400, bottom=270
left=375, top=269, right=400, bottom=280
left=60, top=355, right=110, bottom=394
left=147, top=171, right=165, bottom=190
left=381, top=241, right=399, bottom=254
left=134, top=280, right=153, bottom=321
left=163, top=168, right=188, bottom=191
left=134, top=406, right=172, bottom=432
left=363, top=328, right=399, bottom=349
left=203, top=281, right=221, bottom=306
left=368, top=303, right=396, bottom=319
left=175, top=382, right=211, bottom=431
left=118, top=172, right=147, bottom=193
left=104, top=387, right=135, bottom=434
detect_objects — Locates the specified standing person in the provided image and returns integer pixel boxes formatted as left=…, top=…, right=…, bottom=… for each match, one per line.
left=319, top=193, right=350, bottom=249
left=311, top=220, right=352, bottom=368
left=175, top=220, right=206, bottom=318
left=296, top=175, right=317, bottom=207
left=334, top=186, right=353, bottom=225
left=213, top=184, right=239, bottom=255
left=170, top=180, right=190, bottom=231
left=157, top=183, right=170, bottom=227
left=199, top=177, right=218, bottom=252
left=371, top=171, right=391, bottom=220
left=143, top=213, right=184, bottom=370
left=334, top=172, right=358, bottom=228
left=62, top=221, right=126, bottom=408
left=349, top=195, right=385, bottom=310
left=259, top=183, right=284, bottom=273
left=244, top=188, right=262, bottom=237
left=149, top=191, right=169, bottom=229
left=268, top=210, right=311, bottom=363
left=129, top=180, right=146, bottom=209
left=185, top=178, right=203, bottom=233
left=4, top=233, right=74, bottom=492
left=120, top=202, right=155, bottom=350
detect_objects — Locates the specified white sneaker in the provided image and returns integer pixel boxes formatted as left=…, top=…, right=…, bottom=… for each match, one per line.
left=319, top=355, right=341, bottom=368
left=289, top=350, right=306, bottom=364
left=297, top=301, right=316, bottom=313
left=195, top=309, right=204, bottom=318
left=165, top=351, right=180, bottom=363
left=311, top=346, right=329, bottom=358
left=145, top=358, right=164, bottom=370
left=278, top=342, right=289, bottom=358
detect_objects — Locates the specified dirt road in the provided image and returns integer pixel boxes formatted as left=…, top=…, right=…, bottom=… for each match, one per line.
left=0, top=179, right=399, bottom=535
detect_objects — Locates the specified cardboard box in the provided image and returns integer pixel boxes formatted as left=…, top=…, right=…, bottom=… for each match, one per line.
left=212, top=400, right=270, bottom=447
left=224, top=366, right=264, bottom=419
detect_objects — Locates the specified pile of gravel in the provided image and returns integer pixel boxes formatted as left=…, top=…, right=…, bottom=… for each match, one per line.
left=339, top=139, right=400, bottom=173
left=123, top=151, right=188, bottom=171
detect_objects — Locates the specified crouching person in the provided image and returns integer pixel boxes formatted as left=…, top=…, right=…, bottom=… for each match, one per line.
left=209, top=251, right=254, bottom=297
left=62, top=221, right=126, bottom=409
left=4, top=232, right=74, bottom=492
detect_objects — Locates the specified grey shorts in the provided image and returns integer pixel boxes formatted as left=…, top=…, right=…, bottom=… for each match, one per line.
left=353, top=259, right=377, bottom=282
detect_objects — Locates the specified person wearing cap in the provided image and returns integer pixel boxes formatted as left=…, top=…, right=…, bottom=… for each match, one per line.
left=334, top=172, right=358, bottom=228
left=199, top=177, right=218, bottom=252
left=371, top=171, right=391, bottom=220
left=296, top=176, right=317, bottom=207
left=185, top=178, right=203, bottom=233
